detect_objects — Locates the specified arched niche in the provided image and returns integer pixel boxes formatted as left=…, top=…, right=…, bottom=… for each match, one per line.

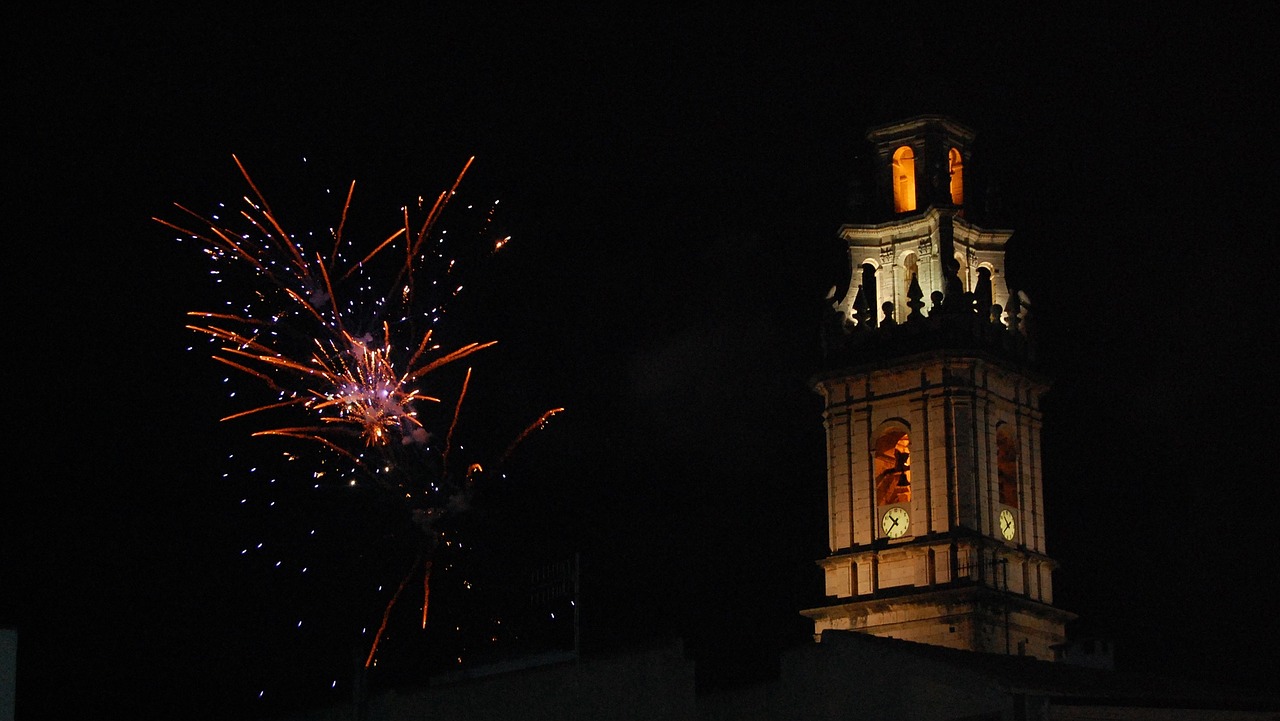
left=892, top=146, right=917, bottom=213
left=901, top=251, right=919, bottom=300
left=974, top=265, right=993, bottom=310
left=996, top=423, right=1019, bottom=508
left=874, top=424, right=912, bottom=506
left=857, top=260, right=880, bottom=327
left=948, top=147, right=964, bottom=206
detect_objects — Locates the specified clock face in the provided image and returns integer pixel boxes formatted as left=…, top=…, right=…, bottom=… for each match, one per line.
left=999, top=508, right=1016, bottom=540
left=881, top=507, right=910, bottom=539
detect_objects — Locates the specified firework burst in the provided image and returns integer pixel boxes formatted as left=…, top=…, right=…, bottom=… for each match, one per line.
left=157, top=155, right=562, bottom=678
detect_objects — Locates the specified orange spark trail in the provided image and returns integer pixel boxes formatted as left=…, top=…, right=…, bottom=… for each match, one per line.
left=404, top=341, right=497, bottom=382
left=441, top=367, right=472, bottom=473
left=329, top=179, right=356, bottom=267
left=346, top=227, right=407, bottom=279
left=220, top=398, right=309, bottom=422
left=413, top=156, right=474, bottom=254
left=499, top=408, right=566, bottom=466
left=315, top=253, right=344, bottom=338
left=421, top=561, right=433, bottom=630
left=232, top=154, right=308, bottom=272
left=365, top=554, right=424, bottom=669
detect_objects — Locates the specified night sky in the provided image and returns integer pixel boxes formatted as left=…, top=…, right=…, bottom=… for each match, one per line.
left=8, top=4, right=1279, bottom=718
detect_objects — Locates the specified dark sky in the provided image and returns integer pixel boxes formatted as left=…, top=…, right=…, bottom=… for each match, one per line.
left=8, top=4, right=1279, bottom=718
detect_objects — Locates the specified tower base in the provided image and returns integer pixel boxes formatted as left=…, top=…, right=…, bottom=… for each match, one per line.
left=802, top=586, right=1073, bottom=661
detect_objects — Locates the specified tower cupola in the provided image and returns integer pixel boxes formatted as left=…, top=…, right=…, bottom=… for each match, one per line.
left=827, top=115, right=1026, bottom=341
left=867, top=115, right=975, bottom=216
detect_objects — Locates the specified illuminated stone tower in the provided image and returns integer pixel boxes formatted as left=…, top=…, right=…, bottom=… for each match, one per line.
left=801, top=116, right=1072, bottom=660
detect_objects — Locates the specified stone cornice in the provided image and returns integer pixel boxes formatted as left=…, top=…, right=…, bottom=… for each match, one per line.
left=865, top=115, right=977, bottom=151
left=817, top=530, right=1058, bottom=570
left=812, top=347, right=1052, bottom=394
left=801, top=584, right=1076, bottom=625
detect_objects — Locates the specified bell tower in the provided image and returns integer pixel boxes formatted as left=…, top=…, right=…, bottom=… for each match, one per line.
left=801, top=116, right=1072, bottom=660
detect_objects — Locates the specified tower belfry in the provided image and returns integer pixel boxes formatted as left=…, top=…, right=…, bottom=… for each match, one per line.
left=803, top=115, right=1072, bottom=660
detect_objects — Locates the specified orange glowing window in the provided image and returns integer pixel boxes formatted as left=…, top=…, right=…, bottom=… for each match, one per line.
left=997, top=426, right=1018, bottom=508
left=875, top=429, right=911, bottom=506
left=948, top=147, right=964, bottom=206
left=892, top=146, right=917, bottom=213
